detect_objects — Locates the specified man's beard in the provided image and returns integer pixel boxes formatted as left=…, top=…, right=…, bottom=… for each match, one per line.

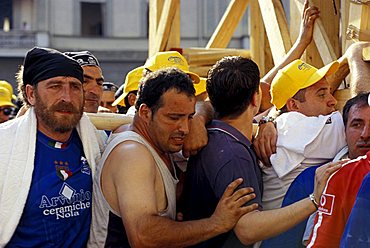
left=34, top=91, right=83, bottom=133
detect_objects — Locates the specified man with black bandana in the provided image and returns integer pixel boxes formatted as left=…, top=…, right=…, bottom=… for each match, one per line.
left=64, top=51, right=104, bottom=113
left=0, top=47, right=105, bottom=247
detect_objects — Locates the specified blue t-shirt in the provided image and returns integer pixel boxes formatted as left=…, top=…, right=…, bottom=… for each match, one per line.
left=182, top=120, right=263, bottom=248
left=340, top=172, right=370, bottom=248
left=7, top=129, right=92, bottom=248
left=260, top=165, right=319, bottom=248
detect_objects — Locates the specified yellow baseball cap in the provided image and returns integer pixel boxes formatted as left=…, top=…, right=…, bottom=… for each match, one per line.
left=194, top=77, right=207, bottom=96
left=112, top=66, right=143, bottom=107
left=144, top=51, right=200, bottom=84
left=270, top=59, right=339, bottom=110
left=0, top=87, right=16, bottom=107
left=0, top=80, right=16, bottom=100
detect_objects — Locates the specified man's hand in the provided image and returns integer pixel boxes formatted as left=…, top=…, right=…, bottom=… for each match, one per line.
left=253, top=122, right=277, bottom=166
left=210, top=178, right=257, bottom=233
left=182, top=114, right=208, bottom=157
left=313, top=159, right=350, bottom=203
left=297, top=0, right=320, bottom=47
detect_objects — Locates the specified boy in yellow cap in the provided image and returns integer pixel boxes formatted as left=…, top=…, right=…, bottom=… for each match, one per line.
left=262, top=59, right=347, bottom=211
left=114, top=51, right=202, bottom=116
left=0, top=86, right=16, bottom=123
left=0, top=80, right=16, bottom=100
left=112, top=66, right=143, bottom=115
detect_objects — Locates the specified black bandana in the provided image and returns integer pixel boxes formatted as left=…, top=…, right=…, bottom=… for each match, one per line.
left=23, top=47, right=84, bottom=85
left=64, top=51, right=100, bottom=67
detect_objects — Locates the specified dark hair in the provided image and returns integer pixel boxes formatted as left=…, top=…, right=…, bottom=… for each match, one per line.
left=135, top=67, right=195, bottom=114
left=207, top=56, right=260, bottom=119
left=342, top=92, right=370, bottom=128
left=16, top=65, right=31, bottom=107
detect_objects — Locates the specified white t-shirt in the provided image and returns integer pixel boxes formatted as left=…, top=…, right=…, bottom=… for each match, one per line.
left=262, top=111, right=346, bottom=210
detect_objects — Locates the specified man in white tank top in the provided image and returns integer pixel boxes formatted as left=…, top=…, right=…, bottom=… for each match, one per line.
left=88, top=68, right=258, bottom=247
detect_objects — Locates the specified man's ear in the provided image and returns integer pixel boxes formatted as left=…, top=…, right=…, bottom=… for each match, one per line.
left=286, top=98, right=299, bottom=112
left=25, top=85, right=36, bottom=106
left=138, top=104, right=152, bottom=123
left=251, top=90, right=262, bottom=107
left=127, top=93, right=137, bottom=106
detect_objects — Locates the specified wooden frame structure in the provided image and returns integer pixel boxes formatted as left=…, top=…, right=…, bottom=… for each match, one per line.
left=147, top=0, right=370, bottom=78
left=89, top=0, right=370, bottom=130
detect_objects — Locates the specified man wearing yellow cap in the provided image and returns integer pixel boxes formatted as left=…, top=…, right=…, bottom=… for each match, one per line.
left=0, top=80, right=17, bottom=100
left=261, top=59, right=347, bottom=211
left=112, top=66, right=143, bottom=115
left=0, top=86, right=16, bottom=123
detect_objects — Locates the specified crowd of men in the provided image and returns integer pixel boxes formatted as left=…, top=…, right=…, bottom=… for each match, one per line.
left=0, top=1, right=370, bottom=247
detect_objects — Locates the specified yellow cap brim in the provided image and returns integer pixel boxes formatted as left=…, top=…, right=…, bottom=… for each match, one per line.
left=112, top=92, right=129, bottom=107
left=185, top=71, right=200, bottom=84
left=0, top=101, right=15, bottom=108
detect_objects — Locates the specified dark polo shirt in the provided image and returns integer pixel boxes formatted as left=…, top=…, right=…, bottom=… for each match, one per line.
left=182, top=119, right=263, bottom=248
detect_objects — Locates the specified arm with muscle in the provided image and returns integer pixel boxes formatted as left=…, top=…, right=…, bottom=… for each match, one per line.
left=105, top=141, right=256, bottom=248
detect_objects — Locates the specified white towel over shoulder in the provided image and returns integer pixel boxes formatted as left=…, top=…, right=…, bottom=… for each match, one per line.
left=270, top=111, right=346, bottom=178
left=0, top=108, right=105, bottom=247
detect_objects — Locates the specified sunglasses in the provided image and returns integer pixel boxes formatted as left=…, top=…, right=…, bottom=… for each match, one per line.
left=0, top=107, right=14, bottom=116
left=103, top=84, right=118, bottom=92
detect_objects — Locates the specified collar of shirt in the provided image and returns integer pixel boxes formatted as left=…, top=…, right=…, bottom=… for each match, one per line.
left=207, top=119, right=252, bottom=149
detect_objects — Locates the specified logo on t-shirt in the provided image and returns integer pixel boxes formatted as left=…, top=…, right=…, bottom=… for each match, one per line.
left=325, top=117, right=332, bottom=124
left=55, top=161, right=72, bottom=180
left=39, top=183, right=91, bottom=220
left=318, top=193, right=335, bottom=215
left=80, top=156, right=91, bottom=175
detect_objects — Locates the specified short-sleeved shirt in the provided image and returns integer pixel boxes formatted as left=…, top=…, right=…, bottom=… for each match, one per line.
left=6, top=129, right=92, bottom=248
left=307, top=151, right=370, bottom=248
left=340, top=172, right=370, bottom=247
left=260, top=165, right=319, bottom=248
left=182, top=120, right=263, bottom=248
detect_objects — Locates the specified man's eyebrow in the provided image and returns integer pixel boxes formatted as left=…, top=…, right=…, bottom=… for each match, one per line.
left=83, top=74, right=104, bottom=82
left=315, top=87, right=329, bottom=94
left=350, top=118, right=364, bottom=123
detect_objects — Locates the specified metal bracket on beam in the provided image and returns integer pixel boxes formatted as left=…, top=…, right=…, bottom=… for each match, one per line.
left=350, top=0, right=370, bottom=5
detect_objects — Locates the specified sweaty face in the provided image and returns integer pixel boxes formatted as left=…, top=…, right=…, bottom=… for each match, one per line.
left=296, top=78, right=337, bottom=116
left=345, top=104, right=370, bottom=159
left=82, top=66, right=104, bottom=113
left=100, top=90, right=117, bottom=113
left=148, top=89, right=196, bottom=154
left=33, top=76, right=84, bottom=134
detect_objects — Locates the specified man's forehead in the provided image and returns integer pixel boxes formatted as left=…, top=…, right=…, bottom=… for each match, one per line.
left=308, top=77, right=330, bottom=90
left=40, top=76, right=82, bottom=85
left=349, top=104, right=370, bottom=119
left=83, top=65, right=103, bottom=75
left=159, top=90, right=195, bottom=109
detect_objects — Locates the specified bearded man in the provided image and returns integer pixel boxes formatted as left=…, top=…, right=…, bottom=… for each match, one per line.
left=0, top=47, right=105, bottom=247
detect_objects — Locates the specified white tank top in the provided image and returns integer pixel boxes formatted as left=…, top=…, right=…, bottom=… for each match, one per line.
left=88, top=131, right=178, bottom=247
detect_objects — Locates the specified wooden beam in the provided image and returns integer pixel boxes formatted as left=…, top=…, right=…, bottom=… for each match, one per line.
left=148, top=0, right=164, bottom=57
left=165, top=3, right=181, bottom=50
left=341, top=0, right=350, bottom=53
left=258, top=0, right=291, bottom=64
left=363, top=46, right=370, bottom=61
left=294, top=0, right=337, bottom=65
left=206, top=0, right=250, bottom=48
left=149, top=0, right=180, bottom=57
left=181, top=48, right=251, bottom=66
left=250, top=0, right=267, bottom=75
left=189, top=65, right=211, bottom=77
left=87, top=113, right=133, bottom=131
left=346, top=2, right=370, bottom=50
